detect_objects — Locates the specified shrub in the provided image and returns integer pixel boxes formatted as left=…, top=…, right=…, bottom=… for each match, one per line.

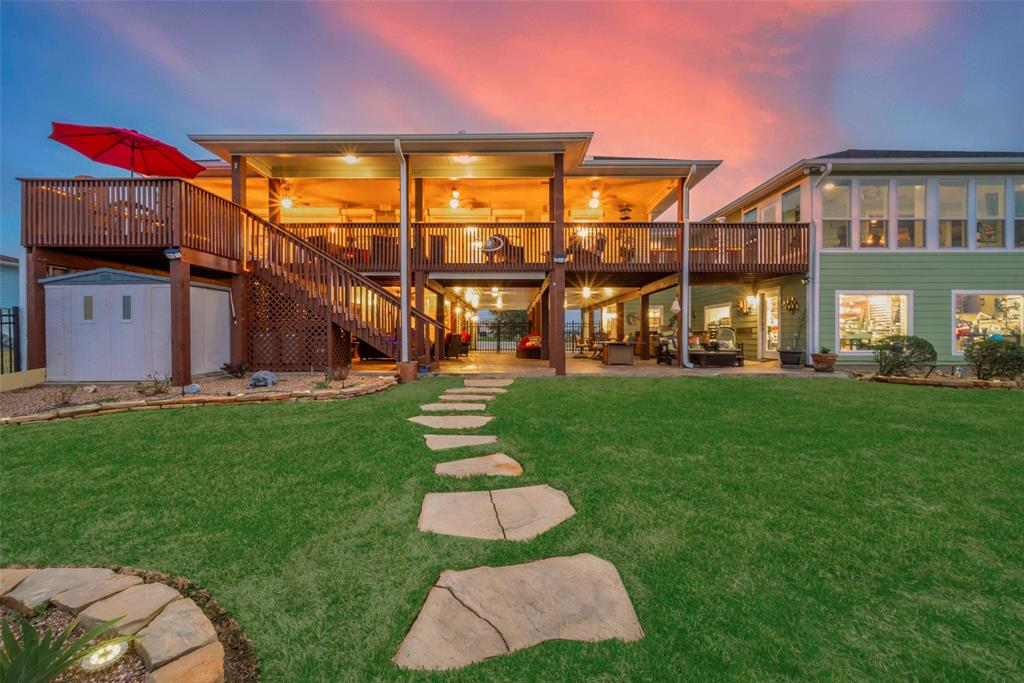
left=1, top=615, right=130, bottom=683
left=220, top=362, right=248, bottom=378
left=134, top=374, right=171, bottom=396
left=963, top=338, right=1024, bottom=379
left=873, top=335, right=937, bottom=376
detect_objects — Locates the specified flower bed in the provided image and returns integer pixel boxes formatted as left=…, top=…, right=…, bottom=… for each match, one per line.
left=0, top=375, right=397, bottom=427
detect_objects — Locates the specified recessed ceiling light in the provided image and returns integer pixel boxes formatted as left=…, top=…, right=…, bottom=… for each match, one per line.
left=451, top=155, right=477, bottom=164
left=343, top=154, right=359, bottom=164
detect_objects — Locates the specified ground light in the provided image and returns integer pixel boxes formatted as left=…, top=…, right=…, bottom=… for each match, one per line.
left=80, top=641, right=129, bottom=672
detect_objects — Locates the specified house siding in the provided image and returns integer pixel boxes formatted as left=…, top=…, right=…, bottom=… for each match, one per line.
left=818, top=252, right=1024, bottom=364
left=691, top=275, right=806, bottom=359
left=0, top=263, right=19, bottom=310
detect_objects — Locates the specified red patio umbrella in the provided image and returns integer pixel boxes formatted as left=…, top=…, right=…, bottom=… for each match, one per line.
left=48, top=121, right=206, bottom=178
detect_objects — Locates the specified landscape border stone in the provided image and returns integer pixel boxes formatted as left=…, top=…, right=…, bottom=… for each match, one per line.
left=864, top=374, right=1022, bottom=390
left=0, top=377, right=398, bottom=427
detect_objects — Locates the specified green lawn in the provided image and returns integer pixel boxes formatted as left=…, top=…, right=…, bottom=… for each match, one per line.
left=2, top=377, right=1022, bottom=681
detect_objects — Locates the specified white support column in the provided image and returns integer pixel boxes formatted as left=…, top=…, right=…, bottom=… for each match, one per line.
left=395, top=139, right=410, bottom=363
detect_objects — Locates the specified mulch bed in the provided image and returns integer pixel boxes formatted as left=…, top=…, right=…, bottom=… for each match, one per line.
left=1, top=565, right=260, bottom=682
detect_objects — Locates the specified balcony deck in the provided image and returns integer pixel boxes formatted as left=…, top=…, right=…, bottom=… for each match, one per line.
left=21, top=179, right=809, bottom=280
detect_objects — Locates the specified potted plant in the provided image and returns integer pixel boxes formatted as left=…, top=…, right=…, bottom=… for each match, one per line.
left=811, top=345, right=838, bottom=372
left=778, top=311, right=806, bottom=367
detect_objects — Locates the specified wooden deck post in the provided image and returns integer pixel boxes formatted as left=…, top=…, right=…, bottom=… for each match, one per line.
left=267, top=177, right=282, bottom=224
left=676, top=178, right=686, bottom=366
left=414, top=270, right=426, bottom=359
left=548, top=153, right=566, bottom=375
left=540, top=287, right=550, bottom=361
left=615, top=302, right=625, bottom=341
left=640, top=293, right=651, bottom=359
left=326, top=321, right=343, bottom=379
left=24, top=248, right=47, bottom=370
left=230, top=274, right=248, bottom=367
left=169, top=258, right=192, bottom=385
left=231, top=156, right=248, bottom=207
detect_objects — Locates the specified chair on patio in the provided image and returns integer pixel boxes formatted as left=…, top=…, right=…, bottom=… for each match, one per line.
left=573, top=335, right=590, bottom=358
left=656, top=333, right=678, bottom=365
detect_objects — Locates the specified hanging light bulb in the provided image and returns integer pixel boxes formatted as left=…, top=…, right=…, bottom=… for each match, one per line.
left=588, top=187, right=600, bottom=209
left=582, top=286, right=592, bottom=298
left=280, top=196, right=294, bottom=209
left=449, top=187, right=460, bottom=209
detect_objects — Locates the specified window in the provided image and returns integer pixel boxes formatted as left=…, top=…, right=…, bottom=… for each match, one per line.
left=939, top=180, right=967, bottom=247
left=859, top=179, right=888, bottom=248
left=837, top=293, right=910, bottom=352
left=953, top=292, right=1023, bottom=353
left=975, top=181, right=1005, bottom=248
left=1016, top=181, right=1024, bottom=247
left=760, top=204, right=777, bottom=222
left=896, top=180, right=926, bottom=248
left=121, top=295, right=133, bottom=322
left=781, top=187, right=801, bottom=223
left=705, top=304, right=731, bottom=329
left=822, top=180, right=851, bottom=248
left=742, top=208, right=757, bottom=223
left=82, top=295, right=94, bottom=322
left=649, top=305, right=664, bottom=330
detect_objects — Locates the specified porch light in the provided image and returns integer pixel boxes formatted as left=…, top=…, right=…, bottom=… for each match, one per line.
left=824, top=182, right=836, bottom=190
left=588, top=188, right=600, bottom=209
left=280, top=196, right=294, bottom=209
left=343, top=154, right=359, bottom=164
left=582, top=287, right=592, bottom=298
left=449, top=187, right=460, bottom=208
left=80, top=641, right=129, bottom=672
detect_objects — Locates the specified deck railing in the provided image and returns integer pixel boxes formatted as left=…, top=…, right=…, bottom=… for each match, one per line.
left=414, top=222, right=553, bottom=271
left=689, top=222, right=808, bottom=274
left=564, top=222, right=680, bottom=271
left=282, top=223, right=402, bottom=272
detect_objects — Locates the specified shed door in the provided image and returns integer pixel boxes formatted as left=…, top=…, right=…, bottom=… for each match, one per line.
left=71, top=287, right=111, bottom=380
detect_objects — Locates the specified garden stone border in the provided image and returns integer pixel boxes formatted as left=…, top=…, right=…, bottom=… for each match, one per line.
left=0, top=377, right=397, bottom=427
left=861, top=374, right=1022, bottom=390
left=1, top=564, right=259, bottom=682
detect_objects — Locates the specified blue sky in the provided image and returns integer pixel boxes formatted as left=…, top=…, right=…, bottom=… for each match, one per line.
left=2, top=0, right=1022, bottom=257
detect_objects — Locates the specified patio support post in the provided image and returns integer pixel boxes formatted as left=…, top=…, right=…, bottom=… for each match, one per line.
left=395, top=140, right=411, bottom=365
left=676, top=170, right=696, bottom=367
left=24, top=247, right=46, bottom=370
left=231, top=155, right=248, bottom=207
left=615, top=302, right=625, bottom=340
left=540, top=287, right=550, bottom=361
left=230, top=274, right=249, bottom=367
left=414, top=271, right=426, bottom=359
left=548, top=153, right=566, bottom=375
left=169, top=258, right=192, bottom=385
left=640, top=294, right=651, bottom=359
left=267, top=177, right=282, bottom=224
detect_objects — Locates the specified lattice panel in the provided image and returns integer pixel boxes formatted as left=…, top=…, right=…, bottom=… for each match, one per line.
left=246, top=275, right=328, bottom=372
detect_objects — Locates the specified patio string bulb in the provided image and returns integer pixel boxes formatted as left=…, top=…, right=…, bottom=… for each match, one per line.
left=80, top=641, right=128, bottom=672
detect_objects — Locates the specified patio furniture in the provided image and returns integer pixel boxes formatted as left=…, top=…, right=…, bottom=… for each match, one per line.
left=602, top=341, right=636, bottom=365
left=689, top=351, right=741, bottom=367
left=573, top=335, right=590, bottom=358
left=656, top=334, right=678, bottom=365
left=516, top=333, right=543, bottom=359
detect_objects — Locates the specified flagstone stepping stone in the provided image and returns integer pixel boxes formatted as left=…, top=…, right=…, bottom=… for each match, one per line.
left=80, top=582, right=181, bottom=635
left=136, top=598, right=218, bottom=670
left=424, top=434, right=498, bottom=450
left=446, top=387, right=508, bottom=395
left=434, top=453, right=523, bottom=478
left=393, top=553, right=643, bottom=670
left=464, top=379, right=514, bottom=388
left=52, top=574, right=143, bottom=613
left=0, top=568, right=37, bottom=596
left=2, top=567, right=114, bottom=616
left=147, top=641, right=225, bottom=683
left=440, top=393, right=495, bottom=401
left=409, top=415, right=494, bottom=429
left=420, top=402, right=487, bottom=412
left=418, top=484, right=574, bottom=541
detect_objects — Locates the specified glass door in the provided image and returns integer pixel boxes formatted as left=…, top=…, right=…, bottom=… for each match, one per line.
left=759, top=289, right=780, bottom=359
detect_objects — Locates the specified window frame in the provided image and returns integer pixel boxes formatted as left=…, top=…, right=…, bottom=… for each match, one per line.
left=974, top=180, right=1006, bottom=249
left=1014, top=178, right=1024, bottom=248
left=895, top=178, right=928, bottom=249
left=704, top=303, right=732, bottom=328
left=81, top=294, right=95, bottom=324
left=120, top=294, right=134, bottom=323
left=821, top=178, right=853, bottom=249
left=937, top=177, right=970, bottom=250
left=857, top=178, right=890, bottom=248
left=780, top=186, right=801, bottom=223
left=834, top=290, right=914, bottom=356
left=950, top=290, right=1024, bottom=357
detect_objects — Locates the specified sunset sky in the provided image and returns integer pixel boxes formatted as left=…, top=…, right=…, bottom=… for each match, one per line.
left=2, top=1, right=1022, bottom=255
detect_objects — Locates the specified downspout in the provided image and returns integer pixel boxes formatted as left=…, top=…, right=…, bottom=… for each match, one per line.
left=395, top=138, right=410, bottom=363
left=809, top=162, right=832, bottom=360
left=681, top=164, right=697, bottom=368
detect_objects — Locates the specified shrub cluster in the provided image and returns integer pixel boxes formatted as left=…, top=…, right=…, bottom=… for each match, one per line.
left=873, top=335, right=937, bottom=376
left=963, top=338, right=1024, bottom=379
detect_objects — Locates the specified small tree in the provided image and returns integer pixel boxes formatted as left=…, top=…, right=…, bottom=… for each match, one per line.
left=963, top=338, right=1024, bottom=379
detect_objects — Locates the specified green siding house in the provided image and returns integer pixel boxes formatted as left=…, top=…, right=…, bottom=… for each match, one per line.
left=704, top=151, right=1024, bottom=366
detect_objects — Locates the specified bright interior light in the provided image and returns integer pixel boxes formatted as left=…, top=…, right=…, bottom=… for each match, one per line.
left=588, top=197, right=600, bottom=209
left=80, top=641, right=128, bottom=672
left=451, top=189, right=460, bottom=199
left=342, top=154, right=359, bottom=164
left=449, top=197, right=460, bottom=209
left=603, top=287, right=613, bottom=295
left=280, top=197, right=294, bottom=209
left=824, top=181, right=836, bottom=190
left=582, top=287, right=592, bottom=298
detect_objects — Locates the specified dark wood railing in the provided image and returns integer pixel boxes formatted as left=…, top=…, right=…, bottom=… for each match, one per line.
left=564, top=223, right=680, bottom=271
left=283, top=223, right=402, bottom=272
left=414, top=222, right=552, bottom=271
left=689, top=222, right=808, bottom=274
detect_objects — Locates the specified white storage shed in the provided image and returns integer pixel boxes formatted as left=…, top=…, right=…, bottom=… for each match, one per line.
left=43, top=268, right=230, bottom=382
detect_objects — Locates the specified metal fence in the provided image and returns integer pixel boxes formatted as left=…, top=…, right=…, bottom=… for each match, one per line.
left=0, top=307, right=21, bottom=374
left=465, top=320, right=587, bottom=355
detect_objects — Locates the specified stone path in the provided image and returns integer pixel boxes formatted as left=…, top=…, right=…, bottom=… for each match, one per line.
left=393, top=553, right=644, bottom=670
left=400, top=376, right=643, bottom=669
left=419, top=485, right=575, bottom=541
left=1, top=567, right=225, bottom=682
left=435, top=453, right=522, bottom=478
left=408, top=415, right=493, bottom=429
left=420, top=402, right=488, bottom=412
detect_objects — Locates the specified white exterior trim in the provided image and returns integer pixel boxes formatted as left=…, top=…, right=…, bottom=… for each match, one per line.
left=949, top=289, right=1024, bottom=357
left=834, top=290, right=914, bottom=356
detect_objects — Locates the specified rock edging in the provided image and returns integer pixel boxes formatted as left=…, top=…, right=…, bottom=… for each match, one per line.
left=861, top=374, right=1023, bottom=390
left=0, top=377, right=398, bottom=427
